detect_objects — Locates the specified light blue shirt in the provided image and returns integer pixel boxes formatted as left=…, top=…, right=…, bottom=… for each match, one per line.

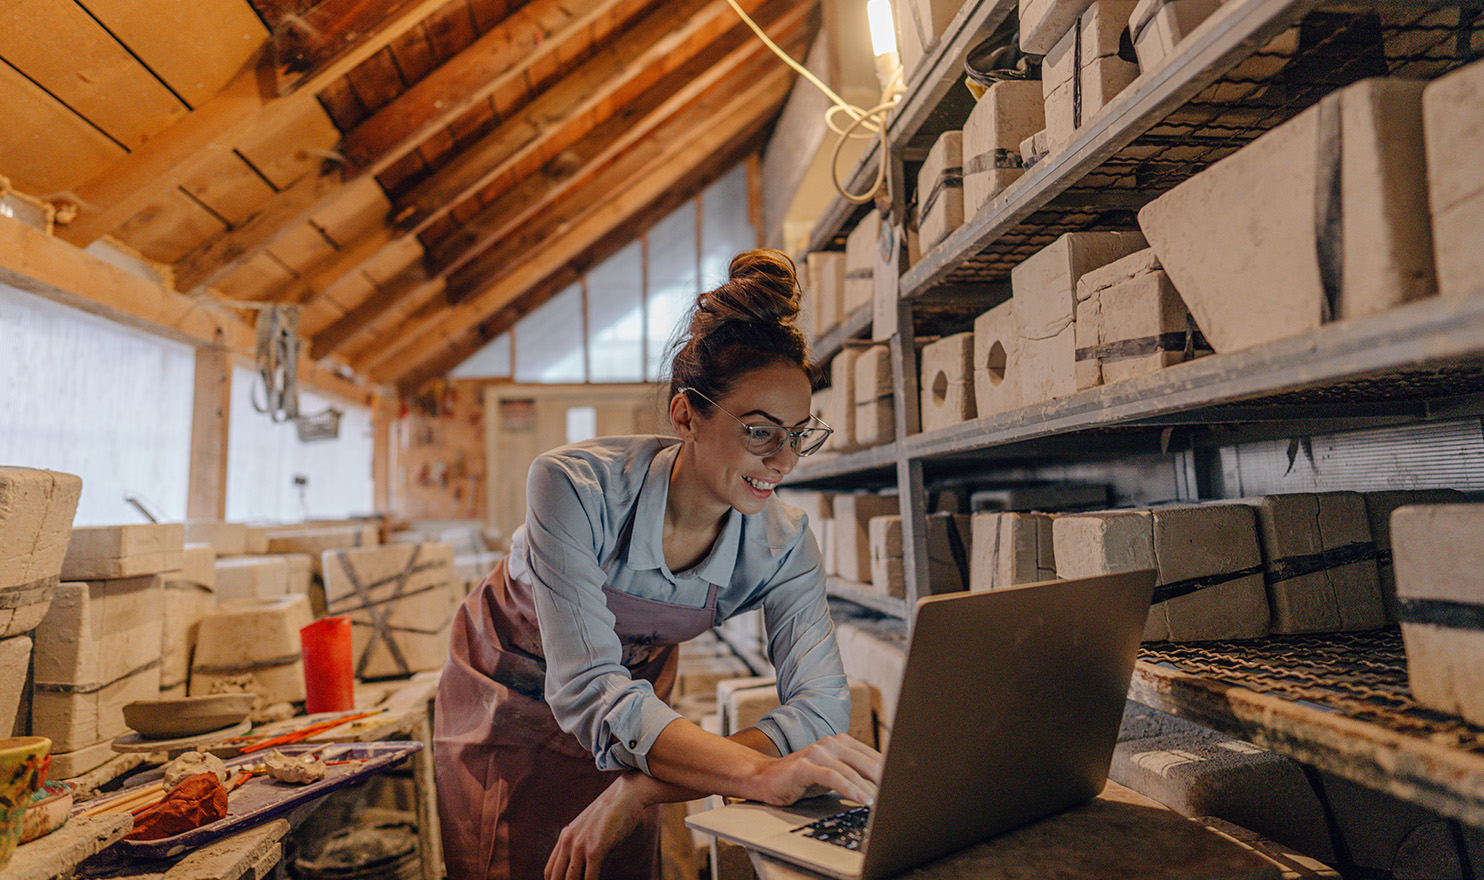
left=507, top=435, right=848, bottom=773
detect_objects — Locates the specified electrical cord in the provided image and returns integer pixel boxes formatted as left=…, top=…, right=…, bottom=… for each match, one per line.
left=724, top=0, right=903, bottom=204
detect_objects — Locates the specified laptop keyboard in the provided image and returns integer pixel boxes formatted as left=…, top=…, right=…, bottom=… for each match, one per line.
left=792, top=805, right=870, bottom=850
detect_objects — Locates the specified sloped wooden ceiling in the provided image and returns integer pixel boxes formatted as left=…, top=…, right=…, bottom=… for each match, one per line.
left=1, top=0, right=818, bottom=392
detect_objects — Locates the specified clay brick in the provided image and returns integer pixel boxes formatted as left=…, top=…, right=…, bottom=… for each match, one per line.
left=973, top=299, right=1021, bottom=418
left=0, top=467, right=82, bottom=638
left=868, top=516, right=906, bottom=596
left=1139, top=78, right=1434, bottom=352
left=1042, top=0, right=1140, bottom=153
left=832, top=494, right=900, bottom=584
left=844, top=212, right=881, bottom=317
left=852, top=344, right=894, bottom=448
left=322, top=542, right=460, bottom=679
left=1392, top=504, right=1484, bottom=725
left=1012, top=231, right=1148, bottom=403
left=160, top=543, right=217, bottom=694
left=970, top=512, right=1055, bottom=592
left=1075, top=250, right=1207, bottom=389
left=964, top=80, right=1044, bottom=216
left=191, top=594, right=314, bottom=703
left=827, top=349, right=863, bottom=451
left=184, top=520, right=248, bottom=556
left=919, top=332, right=976, bottom=433
left=917, top=131, right=964, bottom=251
left=62, top=523, right=184, bottom=580
left=1246, top=493, right=1385, bottom=634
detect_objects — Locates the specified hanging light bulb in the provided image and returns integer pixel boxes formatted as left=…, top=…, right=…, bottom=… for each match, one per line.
left=866, top=0, right=904, bottom=96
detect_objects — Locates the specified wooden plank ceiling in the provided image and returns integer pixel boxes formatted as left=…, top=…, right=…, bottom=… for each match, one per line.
left=0, top=0, right=819, bottom=392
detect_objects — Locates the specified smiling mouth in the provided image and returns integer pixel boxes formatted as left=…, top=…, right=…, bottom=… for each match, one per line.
left=743, top=475, right=777, bottom=492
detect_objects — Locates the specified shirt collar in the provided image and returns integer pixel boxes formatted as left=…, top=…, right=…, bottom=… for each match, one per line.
left=624, top=442, right=741, bottom=586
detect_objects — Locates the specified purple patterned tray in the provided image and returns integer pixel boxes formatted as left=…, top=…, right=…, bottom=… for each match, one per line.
left=74, top=741, right=423, bottom=859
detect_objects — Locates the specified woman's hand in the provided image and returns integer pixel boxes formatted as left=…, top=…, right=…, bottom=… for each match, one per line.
left=748, top=733, right=884, bottom=807
left=545, top=774, right=649, bottom=880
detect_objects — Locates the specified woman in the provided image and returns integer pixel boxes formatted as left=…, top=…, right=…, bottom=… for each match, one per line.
left=434, top=249, right=884, bottom=880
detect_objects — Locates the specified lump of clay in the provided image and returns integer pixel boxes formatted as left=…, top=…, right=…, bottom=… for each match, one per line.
left=127, top=773, right=229, bottom=841
left=264, top=749, right=327, bottom=784
left=163, top=751, right=228, bottom=789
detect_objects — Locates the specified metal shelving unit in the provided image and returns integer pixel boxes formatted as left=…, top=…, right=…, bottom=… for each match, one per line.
left=787, top=0, right=1484, bottom=833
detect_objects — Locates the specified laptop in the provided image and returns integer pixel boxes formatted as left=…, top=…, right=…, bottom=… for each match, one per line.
left=686, top=569, right=1156, bottom=880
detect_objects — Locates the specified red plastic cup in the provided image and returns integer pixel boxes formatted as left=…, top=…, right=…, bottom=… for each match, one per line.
left=300, top=617, right=355, bottom=714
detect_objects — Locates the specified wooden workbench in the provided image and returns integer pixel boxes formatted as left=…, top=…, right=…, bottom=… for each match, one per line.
left=742, top=782, right=1283, bottom=880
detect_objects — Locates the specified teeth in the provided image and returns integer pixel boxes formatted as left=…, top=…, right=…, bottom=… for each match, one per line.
left=743, top=476, right=776, bottom=491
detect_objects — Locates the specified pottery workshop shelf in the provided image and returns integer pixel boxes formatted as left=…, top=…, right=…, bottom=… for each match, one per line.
left=825, top=577, right=910, bottom=620
left=1130, top=628, right=1484, bottom=828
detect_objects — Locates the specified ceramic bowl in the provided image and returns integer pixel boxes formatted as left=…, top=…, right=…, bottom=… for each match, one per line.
left=19, top=781, right=72, bottom=844
left=0, top=737, right=51, bottom=867
left=123, top=693, right=257, bottom=739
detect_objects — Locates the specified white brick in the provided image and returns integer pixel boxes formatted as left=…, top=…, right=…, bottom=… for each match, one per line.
left=973, top=299, right=1022, bottom=418
left=806, top=252, right=846, bottom=338
left=1075, top=261, right=1205, bottom=390
left=919, top=332, right=976, bottom=433
left=0, top=468, right=81, bottom=638
left=1246, top=493, right=1385, bottom=634
left=964, top=80, right=1045, bottom=216
left=1042, top=0, right=1140, bottom=154
left=1019, top=0, right=1095, bottom=55
left=1129, top=0, right=1221, bottom=72
left=970, top=512, right=1055, bottom=592
left=832, top=494, right=900, bottom=584
left=852, top=344, right=894, bottom=448
left=917, top=131, right=964, bottom=251
left=184, top=520, right=248, bottom=556
left=1139, top=78, right=1434, bottom=352
left=844, top=212, right=881, bottom=317
left=1392, top=504, right=1484, bottom=725
left=215, top=556, right=290, bottom=602
left=1012, top=231, right=1148, bottom=403
left=322, top=542, right=461, bottom=679
left=1422, top=56, right=1484, bottom=298
left=62, top=523, right=184, bottom=580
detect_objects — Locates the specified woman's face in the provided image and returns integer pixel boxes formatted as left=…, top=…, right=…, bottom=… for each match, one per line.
left=683, top=361, right=813, bottom=516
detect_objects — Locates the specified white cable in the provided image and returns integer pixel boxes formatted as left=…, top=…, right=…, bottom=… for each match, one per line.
left=725, top=0, right=902, bottom=204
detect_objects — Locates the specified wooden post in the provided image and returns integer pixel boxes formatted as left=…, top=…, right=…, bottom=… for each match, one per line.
left=372, top=392, right=397, bottom=513
left=187, top=343, right=232, bottom=520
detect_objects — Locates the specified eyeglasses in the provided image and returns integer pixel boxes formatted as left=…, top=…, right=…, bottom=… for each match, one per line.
left=680, top=387, right=833, bottom=457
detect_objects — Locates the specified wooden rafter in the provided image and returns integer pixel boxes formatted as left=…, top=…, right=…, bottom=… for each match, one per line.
left=308, top=0, right=813, bottom=362
left=54, top=0, right=454, bottom=250
left=170, top=0, right=641, bottom=295
left=363, top=60, right=796, bottom=384
left=310, top=263, right=440, bottom=359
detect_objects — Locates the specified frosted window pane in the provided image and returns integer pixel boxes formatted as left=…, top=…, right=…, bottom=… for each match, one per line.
left=587, top=241, right=644, bottom=382
left=226, top=366, right=374, bottom=522
left=700, top=165, right=756, bottom=290
left=450, top=332, right=511, bottom=378
left=0, top=284, right=194, bottom=526
left=566, top=406, right=597, bottom=444
left=516, top=283, right=585, bottom=382
left=646, top=203, right=698, bottom=380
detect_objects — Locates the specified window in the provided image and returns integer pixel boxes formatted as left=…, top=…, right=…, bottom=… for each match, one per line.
left=0, top=283, right=194, bottom=526
left=645, top=202, right=700, bottom=380
left=515, top=282, right=585, bottom=383
left=587, top=241, right=645, bottom=382
left=450, top=332, right=511, bottom=379
left=566, top=406, right=598, bottom=444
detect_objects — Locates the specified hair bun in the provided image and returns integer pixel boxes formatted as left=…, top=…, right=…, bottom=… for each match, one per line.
left=705, top=249, right=800, bottom=325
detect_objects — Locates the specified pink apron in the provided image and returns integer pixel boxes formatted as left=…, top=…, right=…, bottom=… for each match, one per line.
left=434, top=541, right=720, bottom=880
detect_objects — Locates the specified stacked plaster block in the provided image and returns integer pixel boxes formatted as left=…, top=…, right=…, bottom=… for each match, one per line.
left=62, top=523, right=184, bottom=580
left=852, top=344, right=894, bottom=448
left=1073, top=248, right=1210, bottom=390
left=1053, top=504, right=1268, bottom=641
left=831, top=494, right=900, bottom=585
left=806, top=252, right=846, bottom=339
left=1138, top=78, right=1435, bottom=353
left=33, top=575, right=164, bottom=776
left=832, top=614, right=907, bottom=749
left=267, top=523, right=379, bottom=577
left=1019, top=0, right=1096, bottom=55
left=867, top=514, right=970, bottom=597
left=1422, top=57, right=1484, bottom=298
left=160, top=543, right=217, bottom=697
left=843, top=212, right=881, bottom=318
left=1361, top=489, right=1463, bottom=623
left=895, top=0, right=964, bottom=79
left=0, top=636, right=29, bottom=738
left=1391, top=504, right=1484, bottom=726
left=191, top=594, right=314, bottom=704
left=242, top=525, right=273, bottom=554
left=184, top=520, right=249, bottom=556
left=963, top=80, right=1045, bottom=216
left=1245, top=493, right=1385, bottom=635
left=1011, top=231, right=1148, bottom=404
left=1042, top=0, right=1141, bottom=154
left=322, top=542, right=461, bottom=679
left=0, top=468, right=83, bottom=637
left=1128, top=0, right=1221, bottom=73
left=919, top=332, right=976, bottom=433
left=676, top=654, right=753, bottom=700
left=916, top=132, right=964, bottom=251
left=969, top=512, right=1055, bottom=592
left=827, top=348, right=863, bottom=452
left=215, top=555, right=290, bottom=602
left=1020, top=129, right=1049, bottom=170
left=973, top=299, right=1022, bottom=419
left=718, top=677, right=875, bottom=747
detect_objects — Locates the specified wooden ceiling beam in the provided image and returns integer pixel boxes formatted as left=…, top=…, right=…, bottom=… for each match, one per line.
left=55, top=0, right=453, bottom=250
left=389, top=0, right=770, bottom=234
left=362, top=63, right=794, bottom=384
left=310, top=263, right=440, bottom=359
left=281, top=226, right=398, bottom=306
left=422, top=0, right=816, bottom=280
left=169, top=0, right=636, bottom=296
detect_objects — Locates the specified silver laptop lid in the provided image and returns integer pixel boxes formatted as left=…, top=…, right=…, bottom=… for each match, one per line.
left=858, top=570, right=1155, bottom=880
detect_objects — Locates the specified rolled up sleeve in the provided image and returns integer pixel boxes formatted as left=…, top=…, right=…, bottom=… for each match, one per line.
left=523, top=455, right=681, bottom=773
left=751, top=529, right=850, bottom=754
